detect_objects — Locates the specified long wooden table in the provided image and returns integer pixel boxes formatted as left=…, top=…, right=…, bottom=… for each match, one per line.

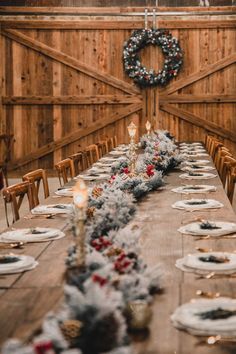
left=0, top=149, right=236, bottom=353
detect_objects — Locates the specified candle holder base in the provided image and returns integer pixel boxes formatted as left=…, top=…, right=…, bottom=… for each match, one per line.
left=65, top=265, right=87, bottom=286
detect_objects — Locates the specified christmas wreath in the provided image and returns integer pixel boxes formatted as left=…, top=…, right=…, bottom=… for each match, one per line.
left=123, top=28, right=183, bottom=88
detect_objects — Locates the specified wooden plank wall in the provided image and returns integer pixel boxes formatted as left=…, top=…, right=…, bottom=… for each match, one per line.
left=0, top=1, right=234, bottom=7
left=0, top=7, right=235, bottom=172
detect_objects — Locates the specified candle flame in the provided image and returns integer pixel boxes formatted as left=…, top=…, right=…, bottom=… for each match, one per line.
left=73, top=179, right=88, bottom=209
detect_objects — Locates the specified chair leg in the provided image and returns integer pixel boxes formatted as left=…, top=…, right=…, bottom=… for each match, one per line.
left=3, top=165, right=9, bottom=187
left=0, top=170, right=4, bottom=190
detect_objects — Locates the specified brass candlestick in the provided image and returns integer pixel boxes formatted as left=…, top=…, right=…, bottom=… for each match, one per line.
left=73, top=179, right=88, bottom=269
left=127, top=122, right=138, bottom=174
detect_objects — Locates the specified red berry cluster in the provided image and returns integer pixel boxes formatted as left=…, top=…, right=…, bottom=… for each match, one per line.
left=91, top=236, right=112, bottom=252
left=34, top=340, right=55, bottom=354
left=109, top=175, right=116, bottom=184
left=122, top=167, right=130, bottom=174
left=114, top=252, right=133, bottom=274
left=92, top=274, right=108, bottom=287
left=146, top=164, right=155, bottom=177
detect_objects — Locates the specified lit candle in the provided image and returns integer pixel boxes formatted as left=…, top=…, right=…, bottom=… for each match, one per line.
left=127, top=122, right=137, bottom=174
left=73, top=179, right=88, bottom=209
left=145, top=120, right=151, bottom=135
left=127, top=122, right=137, bottom=140
left=73, top=179, right=88, bottom=268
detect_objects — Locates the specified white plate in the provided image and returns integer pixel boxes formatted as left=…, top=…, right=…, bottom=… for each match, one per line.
left=55, top=188, right=73, bottom=197
left=179, top=172, right=217, bottom=180
left=182, top=153, right=209, bottom=158
left=178, top=221, right=236, bottom=237
left=0, top=227, right=65, bottom=243
left=89, top=166, right=111, bottom=173
left=93, top=162, right=114, bottom=168
left=172, top=185, right=217, bottom=194
left=31, top=204, right=73, bottom=215
left=109, top=151, right=126, bottom=156
left=115, top=145, right=129, bottom=152
left=172, top=199, right=223, bottom=211
left=181, top=166, right=215, bottom=172
left=183, top=160, right=210, bottom=166
left=0, top=254, right=38, bottom=274
left=78, top=173, right=110, bottom=181
left=171, top=297, right=236, bottom=336
left=180, top=149, right=206, bottom=154
left=183, top=252, right=236, bottom=272
left=179, top=143, right=203, bottom=147
left=99, top=157, right=117, bottom=163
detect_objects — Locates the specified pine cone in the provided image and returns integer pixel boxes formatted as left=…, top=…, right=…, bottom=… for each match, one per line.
left=86, top=206, right=96, bottom=218
left=60, top=319, right=83, bottom=344
left=106, top=246, right=123, bottom=258
left=92, top=187, right=103, bottom=198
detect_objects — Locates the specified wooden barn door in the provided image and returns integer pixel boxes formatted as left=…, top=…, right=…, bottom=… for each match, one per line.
left=0, top=23, right=142, bottom=171
left=0, top=7, right=235, bottom=171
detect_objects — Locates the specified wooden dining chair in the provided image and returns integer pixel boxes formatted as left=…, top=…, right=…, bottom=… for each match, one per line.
left=96, top=140, right=109, bottom=158
left=107, top=137, right=114, bottom=151
left=215, top=147, right=231, bottom=176
left=2, top=181, right=35, bottom=226
left=205, top=134, right=214, bottom=153
left=69, top=152, right=85, bottom=175
left=206, top=135, right=220, bottom=157
left=85, top=144, right=100, bottom=166
left=55, top=158, right=75, bottom=186
left=22, top=168, right=49, bottom=206
left=210, top=140, right=223, bottom=161
left=217, top=150, right=233, bottom=186
left=223, top=156, right=236, bottom=204
left=112, top=135, right=118, bottom=148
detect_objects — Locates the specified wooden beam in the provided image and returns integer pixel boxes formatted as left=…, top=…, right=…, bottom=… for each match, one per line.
left=0, top=6, right=235, bottom=14
left=161, top=53, right=236, bottom=95
left=160, top=103, right=236, bottom=143
left=1, top=20, right=236, bottom=30
left=159, top=94, right=236, bottom=104
left=8, top=103, right=142, bottom=170
left=1, top=29, right=140, bottom=96
left=2, top=95, right=142, bottom=105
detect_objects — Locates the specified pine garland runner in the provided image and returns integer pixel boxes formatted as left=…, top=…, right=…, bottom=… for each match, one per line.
left=123, top=28, right=183, bottom=88
left=2, top=131, right=183, bottom=354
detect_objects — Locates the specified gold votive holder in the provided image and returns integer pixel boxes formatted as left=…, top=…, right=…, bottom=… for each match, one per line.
left=126, top=300, right=152, bottom=330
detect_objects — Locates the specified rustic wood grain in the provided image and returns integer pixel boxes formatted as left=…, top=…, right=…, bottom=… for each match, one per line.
left=1, top=19, right=236, bottom=30
left=52, top=30, right=63, bottom=165
left=2, top=95, right=142, bottom=105
left=0, top=8, right=235, bottom=169
left=0, top=6, right=235, bottom=14
left=7, top=103, right=142, bottom=170
left=1, top=150, right=236, bottom=354
left=160, top=103, right=236, bottom=143
left=1, top=28, right=140, bottom=95
left=160, top=94, right=236, bottom=103
left=161, top=52, right=236, bottom=95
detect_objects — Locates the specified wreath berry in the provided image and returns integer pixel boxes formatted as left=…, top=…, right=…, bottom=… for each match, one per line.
left=123, top=28, right=183, bottom=88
